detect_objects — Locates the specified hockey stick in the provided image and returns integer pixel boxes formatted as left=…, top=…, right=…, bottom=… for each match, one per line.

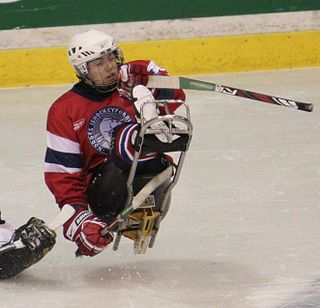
left=74, top=166, right=173, bottom=257
left=147, top=75, right=314, bottom=112
left=0, top=205, right=75, bottom=253
left=100, top=166, right=173, bottom=236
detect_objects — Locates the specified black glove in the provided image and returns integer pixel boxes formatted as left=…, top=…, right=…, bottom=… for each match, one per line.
left=0, top=217, right=56, bottom=279
left=15, top=217, right=56, bottom=251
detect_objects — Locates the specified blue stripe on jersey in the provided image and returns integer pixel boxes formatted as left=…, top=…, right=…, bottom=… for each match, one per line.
left=119, top=124, right=135, bottom=163
left=45, top=148, right=83, bottom=168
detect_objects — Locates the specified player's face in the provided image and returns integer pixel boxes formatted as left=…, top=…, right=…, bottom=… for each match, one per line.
left=87, top=53, right=119, bottom=86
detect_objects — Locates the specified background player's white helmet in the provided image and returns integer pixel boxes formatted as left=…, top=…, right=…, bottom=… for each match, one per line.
left=67, top=29, right=124, bottom=92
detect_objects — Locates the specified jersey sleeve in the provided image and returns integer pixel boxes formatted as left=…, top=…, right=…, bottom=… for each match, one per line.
left=127, top=59, right=185, bottom=113
left=44, top=101, right=87, bottom=208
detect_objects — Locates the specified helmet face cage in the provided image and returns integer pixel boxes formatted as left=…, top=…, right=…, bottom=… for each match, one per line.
left=67, top=30, right=125, bottom=93
left=75, top=47, right=124, bottom=93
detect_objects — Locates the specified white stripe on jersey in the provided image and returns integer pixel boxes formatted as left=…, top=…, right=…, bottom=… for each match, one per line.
left=44, top=162, right=82, bottom=174
left=46, top=131, right=80, bottom=154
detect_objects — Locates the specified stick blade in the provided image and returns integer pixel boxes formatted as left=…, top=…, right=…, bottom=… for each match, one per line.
left=297, top=103, right=313, bottom=112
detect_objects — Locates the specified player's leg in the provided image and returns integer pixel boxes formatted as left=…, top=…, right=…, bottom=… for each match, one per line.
left=87, top=159, right=128, bottom=222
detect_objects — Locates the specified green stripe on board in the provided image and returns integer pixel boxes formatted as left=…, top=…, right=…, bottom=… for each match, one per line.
left=0, top=0, right=320, bottom=30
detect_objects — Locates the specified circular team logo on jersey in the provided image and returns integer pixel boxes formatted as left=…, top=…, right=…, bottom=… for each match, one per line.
left=88, top=106, right=133, bottom=154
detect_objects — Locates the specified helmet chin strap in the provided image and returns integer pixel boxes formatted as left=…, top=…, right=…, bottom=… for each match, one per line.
left=85, top=77, right=118, bottom=94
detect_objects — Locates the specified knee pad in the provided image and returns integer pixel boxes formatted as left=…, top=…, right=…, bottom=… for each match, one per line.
left=88, top=158, right=172, bottom=222
left=87, top=160, right=128, bottom=222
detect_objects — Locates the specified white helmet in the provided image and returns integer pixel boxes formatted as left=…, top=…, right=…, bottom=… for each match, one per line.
left=67, top=29, right=124, bottom=92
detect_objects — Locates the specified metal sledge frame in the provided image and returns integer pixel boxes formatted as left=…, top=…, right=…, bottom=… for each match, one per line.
left=112, top=99, right=193, bottom=253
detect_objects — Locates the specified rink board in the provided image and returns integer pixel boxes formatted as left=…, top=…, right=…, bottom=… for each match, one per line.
left=0, top=30, right=320, bottom=88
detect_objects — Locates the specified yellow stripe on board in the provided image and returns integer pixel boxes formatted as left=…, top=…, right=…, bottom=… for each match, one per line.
left=1, top=30, right=320, bottom=88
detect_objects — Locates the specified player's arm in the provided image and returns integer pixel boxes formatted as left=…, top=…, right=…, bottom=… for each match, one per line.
left=45, top=104, right=113, bottom=257
left=44, top=103, right=87, bottom=207
left=118, top=60, right=185, bottom=112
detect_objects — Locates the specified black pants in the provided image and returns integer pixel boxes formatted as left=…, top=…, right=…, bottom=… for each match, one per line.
left=87, top=156, right=171, bottom=222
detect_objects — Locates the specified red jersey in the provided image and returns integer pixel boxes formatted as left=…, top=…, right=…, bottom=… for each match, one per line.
left=44, top=60, right=185, bottom=208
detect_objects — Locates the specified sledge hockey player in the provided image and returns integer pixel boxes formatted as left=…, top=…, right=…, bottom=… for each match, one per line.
left=0, top=29, right=190, bottom=278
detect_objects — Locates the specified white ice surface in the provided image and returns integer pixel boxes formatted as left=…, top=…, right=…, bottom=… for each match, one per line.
left=0, top=68, right=320, bottom=308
